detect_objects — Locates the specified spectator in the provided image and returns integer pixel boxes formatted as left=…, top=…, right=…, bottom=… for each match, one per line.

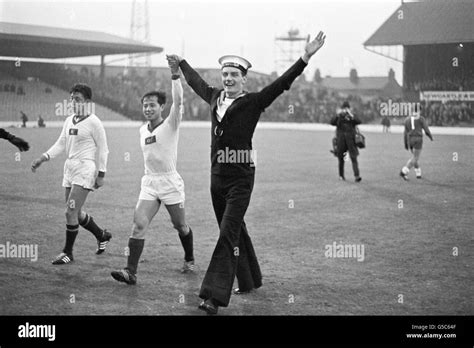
left=6, top=61, right=471, bottom=126
left=20, top=111, right=28, bottom=128
left=381, top=116, right=391, bottom=133
left=38, top=115, right=46, bottom=128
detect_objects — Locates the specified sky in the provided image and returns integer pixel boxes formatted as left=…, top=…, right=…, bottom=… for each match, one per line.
left=0, top=0, right=405, bottom=82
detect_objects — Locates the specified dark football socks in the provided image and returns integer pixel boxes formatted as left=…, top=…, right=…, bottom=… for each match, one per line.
left=179, top=227, right=194, bottom=262
left=126, top=238, right=145, bottom=275
left=63, top=224, right=79, bottom=255
left=79, top=213, right=104, bottom=239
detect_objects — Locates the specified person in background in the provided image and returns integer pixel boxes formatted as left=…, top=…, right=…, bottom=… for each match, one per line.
left=20, top=111, right=28, bottom=128
left=38, top=115, right=46, bottom=128
left=399, top=104, right=433, bottom=180
left=330, top=101, right=362, bottom=182
left=381, top=115, right=391, bottom=133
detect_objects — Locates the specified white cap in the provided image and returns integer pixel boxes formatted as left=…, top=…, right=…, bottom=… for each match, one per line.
left=218, top=55, right=252, bottom=73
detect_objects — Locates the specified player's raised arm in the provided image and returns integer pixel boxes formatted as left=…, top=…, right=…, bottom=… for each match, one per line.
left=167, top=56, right=184, bottom=129
left=167, top=54, right=216, bottom=105
left=256, top=31, right=326, bottom=111
left=92, top=119, right=109, bottom=189
left=31, top=120, right=67, bottom=172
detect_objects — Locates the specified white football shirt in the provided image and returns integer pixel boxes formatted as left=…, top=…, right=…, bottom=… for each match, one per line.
left=140, top=79, right=183, bottom=175
left=45, top=113, right=109, bottom=172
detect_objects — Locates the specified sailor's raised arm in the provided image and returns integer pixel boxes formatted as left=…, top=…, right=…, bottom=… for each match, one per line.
left=256, top=31, right=326, bottom=111
left=167, top=54, right=216, bottom=105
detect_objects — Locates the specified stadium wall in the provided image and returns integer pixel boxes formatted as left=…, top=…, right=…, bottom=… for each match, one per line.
left=1, top=120, right=472, bottom=136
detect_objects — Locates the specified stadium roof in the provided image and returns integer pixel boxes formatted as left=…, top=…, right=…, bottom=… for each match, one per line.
left=0, top=22, right=163, bottom=59
left=364, top=1, right=474, bottom=46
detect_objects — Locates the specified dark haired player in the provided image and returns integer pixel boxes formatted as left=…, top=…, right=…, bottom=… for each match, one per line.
left=400, top=105, right=433, bottom=180
left=31, top=83, right=111, bottom=264
left=0, top=129, right=29, bottom=151
left=168, top=30, right=326, bottom=315
left=110, top=59, right=194, bottom=285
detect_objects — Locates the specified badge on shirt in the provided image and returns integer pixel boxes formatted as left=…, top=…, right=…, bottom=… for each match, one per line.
left=69, top=128, right=78, bottom=135
left=145, top=135, right=156, bottom=145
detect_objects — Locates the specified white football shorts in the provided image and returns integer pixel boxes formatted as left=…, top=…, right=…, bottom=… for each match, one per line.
left=138, top=172, right=185, bottom=205
left=62, top=159, right=97, bottom=190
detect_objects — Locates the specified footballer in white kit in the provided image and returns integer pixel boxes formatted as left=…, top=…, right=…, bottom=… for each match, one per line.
left=31, top=84, right=112, bottom=265
left=138, top=98, right=185, bottom=204
left=111, top=58, right=195, bottom=286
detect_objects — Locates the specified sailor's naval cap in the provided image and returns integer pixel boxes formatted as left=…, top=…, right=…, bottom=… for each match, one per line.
left=218, top=55, right=252, bottom=74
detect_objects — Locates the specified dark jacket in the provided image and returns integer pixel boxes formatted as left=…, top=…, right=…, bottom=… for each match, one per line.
left=0, top=128, right=12, bottom=140
left=330, top=109, right=361, bottom=135
left=180, top=58, right=307, bottom=176
left=330, top=109, right=361, bottom=157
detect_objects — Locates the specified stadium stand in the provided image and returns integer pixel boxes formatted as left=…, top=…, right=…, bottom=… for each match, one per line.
left=1, top=13, right=473, bottom=127
left=0, top=68, right=130, bottom=123
left=0, top=21, right=162, bottom=123
left=2, top=58, right=471, bottom=126
left=0, top=60, right=410, bottom=125
left=364, top=0, right=474, bottom=126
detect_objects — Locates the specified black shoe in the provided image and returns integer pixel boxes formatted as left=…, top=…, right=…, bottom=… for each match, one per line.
left=181, top=260, right=195, bottom=273
left=355, top=176, right=362, bottom=182
left=52, top=252, right=73, bottom=265
left=198, top=299, right=218, bottom=315
left=233, top=288, right=251, bottom=295
left=96, top=230, right=112, bottom=255
left=399, top=171, right=409, bottom=181
left=111, top=268, right=137, bottom=285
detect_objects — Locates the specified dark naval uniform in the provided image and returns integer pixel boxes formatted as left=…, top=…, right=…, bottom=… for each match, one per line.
left=0, top=128, right=10, bottom=140
left=0, top=128, right=29, bottom=152
left=180, top=57, right=308, bottom=307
